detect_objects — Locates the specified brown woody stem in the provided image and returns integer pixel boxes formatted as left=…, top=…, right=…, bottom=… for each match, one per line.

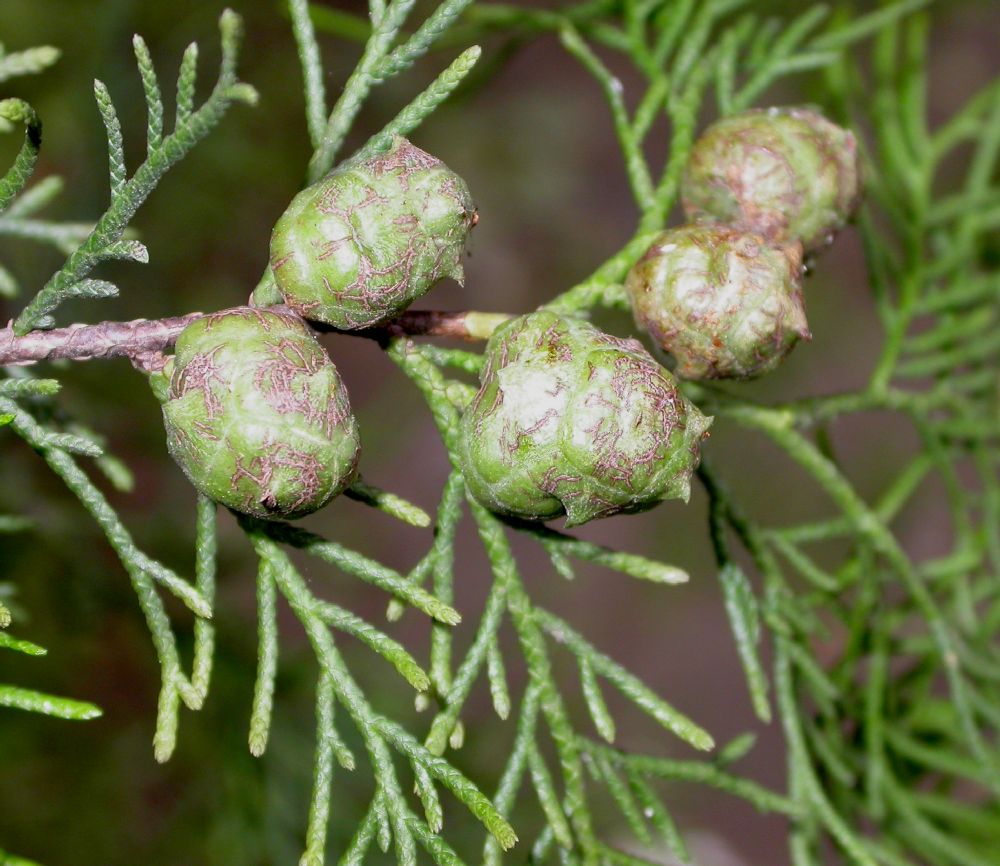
left=0, top=307, right=511, bottom=371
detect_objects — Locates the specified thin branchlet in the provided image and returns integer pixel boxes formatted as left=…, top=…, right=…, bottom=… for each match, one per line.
left=0, top=307, right=514, bottom=368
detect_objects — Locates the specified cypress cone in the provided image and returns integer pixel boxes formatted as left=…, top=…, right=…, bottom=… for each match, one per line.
left=270, top=136, right=476, bottom=329
left=156, top=307, right=361, bottom=519
left=459, top=310, right=712, bottom=526
left=626, top=225, right=810, bottom=380
left=682, top=107, right=861, bottom=252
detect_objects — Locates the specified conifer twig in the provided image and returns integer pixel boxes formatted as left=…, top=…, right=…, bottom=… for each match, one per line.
left=0, top=308, right=513, bottom=368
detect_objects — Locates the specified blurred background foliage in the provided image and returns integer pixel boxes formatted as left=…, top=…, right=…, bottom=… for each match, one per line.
left=0, top=1, right=997, bottom=864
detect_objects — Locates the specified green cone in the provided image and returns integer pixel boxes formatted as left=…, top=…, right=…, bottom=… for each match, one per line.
left=158, top=307, right=361, bottom=519
left=458, top=310, right=712, bottom=526
left=270, top=136, right=476, bottom=329
left=682, top=107, right=861, bottom=252
left=626, top=225, right=810, bottom=380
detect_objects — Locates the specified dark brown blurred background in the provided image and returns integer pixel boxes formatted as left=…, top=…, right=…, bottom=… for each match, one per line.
left=0, top=2, right=997, bottom=864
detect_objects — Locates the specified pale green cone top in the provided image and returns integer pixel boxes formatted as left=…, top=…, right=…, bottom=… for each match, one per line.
left=159, top=307, right=361, bottom=520
left=270, top=136, right=476, bottom=329
left=626, top=225, right=810, bottom=381
left=458, top=310, right=712, bottom=526
left=681, top=106, right=861, bottom=252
